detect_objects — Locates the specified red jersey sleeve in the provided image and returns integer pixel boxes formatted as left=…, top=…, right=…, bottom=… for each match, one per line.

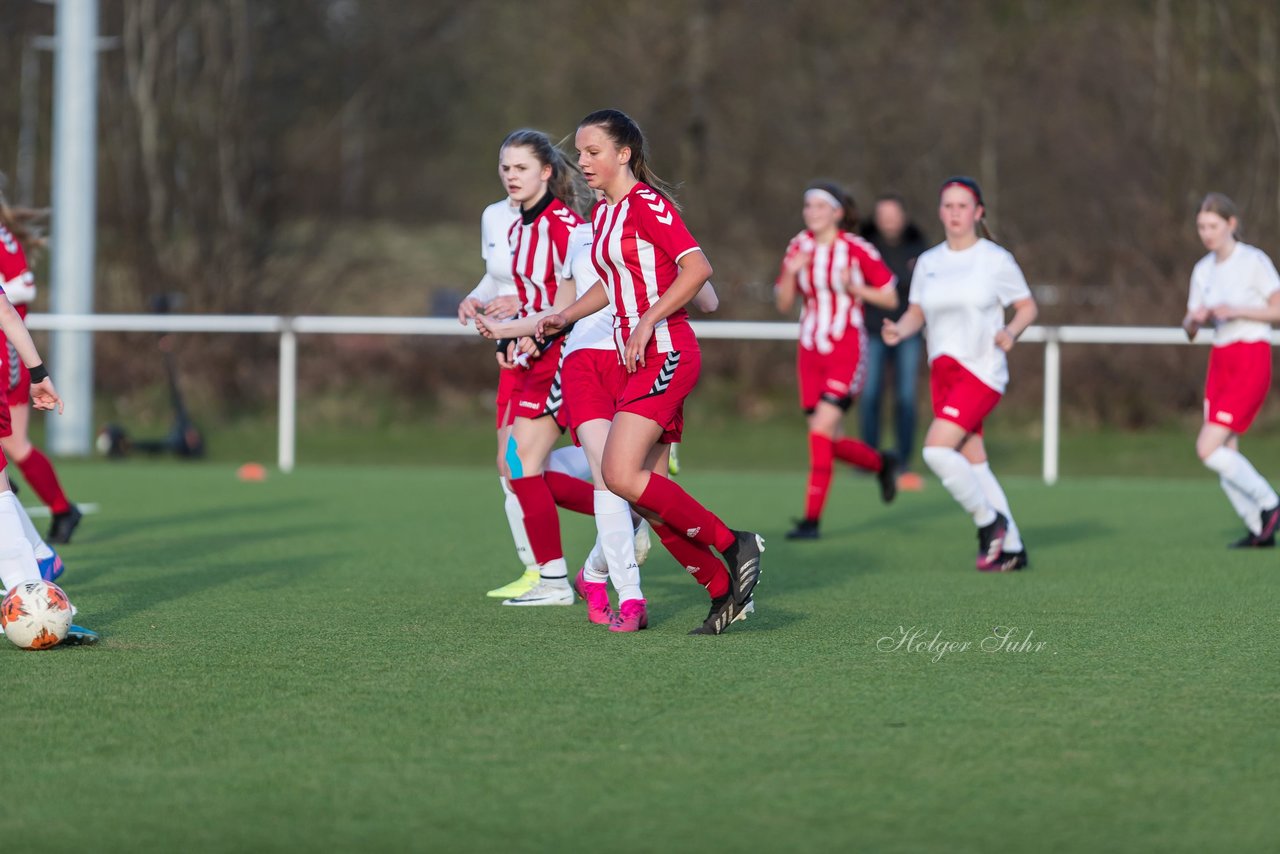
left=0, top=226, right=29, bottom=283
left=846, top=235, right=895, bottom=289
left=547, top=201, right=584, bottom=280
left=632, top=185, right=699, bottom=263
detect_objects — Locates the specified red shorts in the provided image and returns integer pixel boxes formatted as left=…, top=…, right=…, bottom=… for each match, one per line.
left=616, top=345, right=700, bottom=444
left=797, top=331, right=865, bottom=412
left=503, top=338, right=565, bottom=427
left=494, top=368, right=520, bottom=430
left=1204, top=341, right=1271, bottom=434
left=562, top=349, right=626, bottom=430
left=929, top=355, right=1002, bottom=435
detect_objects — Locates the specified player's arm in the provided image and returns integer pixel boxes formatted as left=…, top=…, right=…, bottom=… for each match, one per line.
left=622, top=250, right=712, bottom=370
left=775, top=248, right=808, bottom=313
left=536, top=280, right=608, bottom=341
left=995, top=296, right=1038, bottom=352
left=882, top=304, right=925, bottom=346
left=851, top=277, right=899, bottom=310
left=0, top=296, right=61, bottom=413
left=1211, top=291, right=1280, bottom=325
left=692, top=281, right=719, bottom=313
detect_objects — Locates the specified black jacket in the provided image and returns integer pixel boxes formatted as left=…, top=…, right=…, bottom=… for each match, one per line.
left=859, top=222, right=929, bottom=334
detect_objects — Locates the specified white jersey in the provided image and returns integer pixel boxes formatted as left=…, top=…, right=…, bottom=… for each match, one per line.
left=466, top=198, right=521, bottom=303
left=910, top=238, right=1031, bottom=393
left=562, top=223, right=617, bottom=357
left=1188, top=242, right=1280, bottom=347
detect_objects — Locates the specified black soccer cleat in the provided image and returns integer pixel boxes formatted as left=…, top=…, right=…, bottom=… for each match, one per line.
left=688, top=594, right=745, bottom=635
left=721, top=529, right=764, bottom=605
left=877, top=451, right=899, bottom=504
left=1259, top=504, right=1280, bottom=541
left=46, top=505, right=83, bottom=545
left=975, top=512, right=1009, bottom=571
left=992, top=549, right=1029, bottom=571
left=1229, top=530, right=1276, bottom=549
left=785, top=518, right=820, bottom=540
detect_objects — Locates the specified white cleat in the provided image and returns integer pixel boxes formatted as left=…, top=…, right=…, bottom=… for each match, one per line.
left=503, top=579, right=576, bottom=606
left=633, top=518, right=653, bottom=566
left=732, top=599, right=756, bottom=624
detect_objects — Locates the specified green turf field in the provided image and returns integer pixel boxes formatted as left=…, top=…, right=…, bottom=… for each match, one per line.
left=6, top=460, right=1278, bottom=852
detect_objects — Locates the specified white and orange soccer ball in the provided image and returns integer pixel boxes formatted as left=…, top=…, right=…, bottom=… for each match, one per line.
left=1, top=581, right=73, bottom=650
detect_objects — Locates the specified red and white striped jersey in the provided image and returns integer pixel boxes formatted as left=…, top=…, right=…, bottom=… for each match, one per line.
left=591, top=183, right=701, bottom=355
left=778, top=230, right=895, bottom=354
left=0, top=224, right=36, bottom=309
left=509, top=194, right=583, bottom=317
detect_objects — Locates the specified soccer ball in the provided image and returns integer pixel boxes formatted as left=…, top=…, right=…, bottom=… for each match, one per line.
left=1, top=581, right=73, bottom=650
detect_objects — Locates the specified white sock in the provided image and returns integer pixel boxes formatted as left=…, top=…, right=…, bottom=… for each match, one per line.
left=595, top=489, right=642, bottom=602
left=971, top=462, right=1023, bottom=552
left=922, top=446, right=996, bottom=526
left=1220, top=476, right=1263, bottom=535
left=1204, top=447, right=1279, bottom=513
left=500, top=478, right=536, bottom=569
left=547, top=445, right=592, bottom=482
left=0, top=491, right=41, bottom=590
left=11, top=496, right=54, bottom=561
left=583, top=539, right=609, bottom=583
left=538, top=557, right=569, bottom=583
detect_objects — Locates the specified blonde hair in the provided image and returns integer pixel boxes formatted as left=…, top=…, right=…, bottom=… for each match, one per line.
left=578, top=109, right=681, bottom=211
left=500, top=129, right=592, bottom=219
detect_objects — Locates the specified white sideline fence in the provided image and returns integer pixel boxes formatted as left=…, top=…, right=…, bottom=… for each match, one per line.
left=26, top=314, right=1229, bottom=481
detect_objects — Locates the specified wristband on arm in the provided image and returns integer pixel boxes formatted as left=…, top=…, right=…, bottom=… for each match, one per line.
left=29, top=363, right=49, bottom=383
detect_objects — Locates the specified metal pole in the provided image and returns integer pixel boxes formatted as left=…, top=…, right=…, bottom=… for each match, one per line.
left=278, top=327, right=297, bottom=473
left=1042, top=334, right=1061, bottom=485
left=47, top=0, right=99, bottom=455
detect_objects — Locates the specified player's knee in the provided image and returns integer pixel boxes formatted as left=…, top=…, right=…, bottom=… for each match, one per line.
left=601, top=462, right=640, bottom=503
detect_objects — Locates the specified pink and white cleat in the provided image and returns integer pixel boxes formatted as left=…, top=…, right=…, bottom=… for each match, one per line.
left=574, top=568, right=613, bottom=625
left=609, top=598, right=648, bottom=633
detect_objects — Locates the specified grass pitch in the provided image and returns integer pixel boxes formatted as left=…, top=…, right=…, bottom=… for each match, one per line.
left=5, top=460, right=1278, bottom=853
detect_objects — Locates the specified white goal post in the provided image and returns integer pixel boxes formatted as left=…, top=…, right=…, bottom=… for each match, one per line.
left=25, top=314, right=1222, bottom=480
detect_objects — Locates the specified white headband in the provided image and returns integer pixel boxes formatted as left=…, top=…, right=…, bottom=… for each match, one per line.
left=804, top=188, right=843, bottom=210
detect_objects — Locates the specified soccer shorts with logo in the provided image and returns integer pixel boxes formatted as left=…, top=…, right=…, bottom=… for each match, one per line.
left=562, top=349, right=627, bottom=443
left=616, top=345, right=700, bottom=444
left=797, top=331, right=865, bottom=413
left=1204, top=341, right=1271, bottom=434
left=929, top=354, right=1002, bottom=435
left=504, top=338, right=565, bottom=427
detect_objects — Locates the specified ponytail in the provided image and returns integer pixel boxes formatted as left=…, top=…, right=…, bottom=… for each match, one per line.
left=578, top=109, right=681, bottom=211
left=500, top=129, right=592, bottom=219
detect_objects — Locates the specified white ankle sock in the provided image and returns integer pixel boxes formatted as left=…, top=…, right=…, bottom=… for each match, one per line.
left=595, top=490, right=642, bottom=602
left=1204, top=447, right=1279, bottom=514
left=500, top=477, right=535, bottom=568
left=922, top=446, right=996, bottom=526
left=538, top=558, right=569, bottom=582
left=970, top=462, right=1023, bottom=551
left=1220, top=476, right=1263, bottom=535
left=0, top=492, right=41, bottom=590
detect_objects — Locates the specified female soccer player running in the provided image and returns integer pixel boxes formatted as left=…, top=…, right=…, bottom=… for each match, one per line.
left=0, top=199, right=82, bottom=544
left=1182, top=193, right=1280, bottom=547
left=775, top=182, right=900, bottom=540
left=539, top=109, right=763, bottom=634
left=882, top=177, right=1037, bottom=571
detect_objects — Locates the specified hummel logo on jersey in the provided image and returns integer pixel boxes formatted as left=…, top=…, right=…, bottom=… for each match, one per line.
left=649, top=351, right=681, bottom=395
left=686, top=527, right=701, bottom=538
left=943, top=406, right=961, bottom=417
left=553, top=208, right=579, bottom=228
left=1216, top=411, right=1234, bottom=424
left=636, top=188, right=673, bottom=225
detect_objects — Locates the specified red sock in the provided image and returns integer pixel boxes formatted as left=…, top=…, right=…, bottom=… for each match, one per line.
left=805, top=433, right=835, bottom=521
left=508, top=475, right=563, bottom=565
left=652, top=522, right=730, bottom=599
left=16, top=448, right=71, bottom=515
left=636, top=473, right=735, bottom=552
left=834, top=437, right=883, bottom=472
left=544, top=470, right=594, bottom=516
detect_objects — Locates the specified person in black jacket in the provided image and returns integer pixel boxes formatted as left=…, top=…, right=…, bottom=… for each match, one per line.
left=860, top=194, right=930, bottom=490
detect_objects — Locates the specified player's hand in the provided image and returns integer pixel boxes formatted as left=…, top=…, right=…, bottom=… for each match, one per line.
left=474, top=313, right=499, bottom=339
left=515, top=337, right=539, bottom=359
left=995, top=327, right=1016, bottom=352
left=30, top=378, right=63, bottom=414
left=1210, top=305, right=1236, bottom=322
left=484, top=295, right=521, bottom=322
left=783, top=250, right=812, bottom=277
left=496, top=341, right=520, bottom=370
left=1190, top=307, right=1212, bottom=325
left=623, top=319, right=654, bottom=373
left=881, top=318, right=901, bottom=346
left=457, top=297, right=484, bottom=325
left=535, top=313, right=568, bottom=342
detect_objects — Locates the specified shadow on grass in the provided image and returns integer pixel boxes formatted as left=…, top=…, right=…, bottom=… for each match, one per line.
left=71, top=497, right=325, bottom=547
left=1023, top=518, right=1113, bottom=549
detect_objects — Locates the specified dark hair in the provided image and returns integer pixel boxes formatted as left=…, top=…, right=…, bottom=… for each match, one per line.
left=940, top=175, right=992, bottom=240
left=578, top=109, right=680, bottom=210
left=500, top=129, right=592, bottom=218
left=1199, top=192, right=1241, bottom=239
left=805, top=181, right=859, bottom=232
